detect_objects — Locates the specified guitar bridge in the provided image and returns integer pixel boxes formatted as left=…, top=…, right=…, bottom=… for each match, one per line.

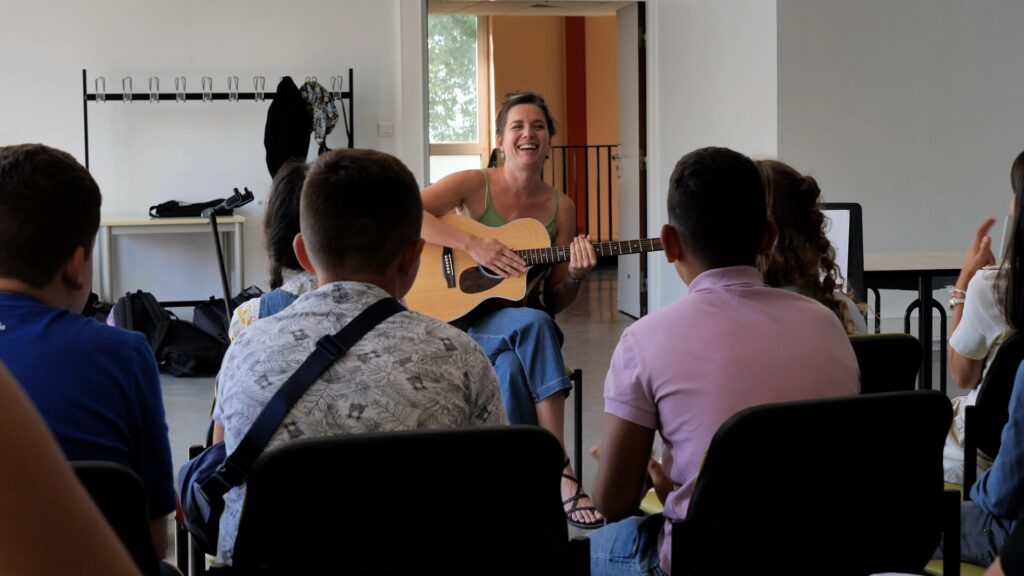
left=441, top=247, right=456, bottom=288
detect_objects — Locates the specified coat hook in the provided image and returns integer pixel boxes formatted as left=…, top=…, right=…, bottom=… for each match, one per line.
left=253, top=76, right=265, bottom=102
left=202, top=77, right=213, bottom=102
left=122, top=76, right=133, bottom=103
left=95, top=77, right=106, bottom=103
left=228, top=75, right=239, bottom=101
left=149, top=77, right=159, bottom=103
left=175, top=76, right=186, bottom=102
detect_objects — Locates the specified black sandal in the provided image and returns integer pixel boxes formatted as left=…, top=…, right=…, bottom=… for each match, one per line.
left=562, top=459, right=605, bottom=529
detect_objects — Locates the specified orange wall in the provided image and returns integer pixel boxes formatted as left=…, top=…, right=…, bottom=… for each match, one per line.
left=585, top=16, right=619, bottom=240
left=490, top=16, right=566, bottom=147
left=585, top=17, right=618, bottom=146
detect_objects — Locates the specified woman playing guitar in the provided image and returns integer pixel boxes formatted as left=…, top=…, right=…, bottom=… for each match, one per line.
left=421, top=91, right=602, bottom=529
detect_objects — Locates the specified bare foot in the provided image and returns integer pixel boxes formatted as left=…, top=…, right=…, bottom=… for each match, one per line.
left=562, top=461, right=605, bottom=528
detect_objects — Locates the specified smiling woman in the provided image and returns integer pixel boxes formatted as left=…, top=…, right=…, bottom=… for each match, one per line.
left=419, top=91, right=605, bottom=530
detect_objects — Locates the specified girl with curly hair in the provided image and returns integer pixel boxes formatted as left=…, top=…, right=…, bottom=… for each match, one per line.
left=755, top=159, right=867, bottom=334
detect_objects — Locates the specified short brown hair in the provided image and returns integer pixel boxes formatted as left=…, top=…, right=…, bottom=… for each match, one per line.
left=300, top=149, right=422, bottom=276
left=0, top=144, right=101, bottom=288
left=495, top=91, right=557, bottom=138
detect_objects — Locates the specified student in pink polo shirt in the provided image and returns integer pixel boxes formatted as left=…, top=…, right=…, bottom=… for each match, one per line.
left=589, top=147, right=860, bottom=576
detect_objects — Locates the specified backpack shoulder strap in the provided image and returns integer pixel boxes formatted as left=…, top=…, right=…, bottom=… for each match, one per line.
left=138, top=291, right=172, bottom=353
left=200, top=298, right=405, bottom=499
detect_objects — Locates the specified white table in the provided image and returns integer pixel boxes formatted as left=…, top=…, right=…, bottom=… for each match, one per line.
left=96, top=215, right=245, bottom=302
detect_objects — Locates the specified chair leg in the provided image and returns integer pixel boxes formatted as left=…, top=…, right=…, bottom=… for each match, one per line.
left=175, top=520, right=189, bottom=574
left=964, top=405, right=977, bottom=500
left=942, top=489, right=961, bottom=576
left=571, top=369, right=583, bottom=481
left=569, top=535, right=591, bottom=576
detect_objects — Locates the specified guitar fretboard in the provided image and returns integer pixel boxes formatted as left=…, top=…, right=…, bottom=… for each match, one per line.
left=516, top=238, right=663, bottom=265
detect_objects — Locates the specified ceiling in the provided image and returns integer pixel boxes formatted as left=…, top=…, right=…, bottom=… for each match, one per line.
left=427, top=1, right=632, bottom=16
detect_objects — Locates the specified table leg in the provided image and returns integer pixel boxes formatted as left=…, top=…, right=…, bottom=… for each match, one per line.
left=919, top=275, right=933, bottom=390
left=233, top=222, right=244, bottom=293
left=101, top=225, right=112, bottom=302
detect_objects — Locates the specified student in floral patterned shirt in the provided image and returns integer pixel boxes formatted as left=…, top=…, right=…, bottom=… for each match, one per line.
left=212, top=149, right=505, bottom=566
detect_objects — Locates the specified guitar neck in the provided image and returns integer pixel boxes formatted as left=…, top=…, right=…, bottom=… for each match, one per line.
left=516, top=238, right=663, bottom=266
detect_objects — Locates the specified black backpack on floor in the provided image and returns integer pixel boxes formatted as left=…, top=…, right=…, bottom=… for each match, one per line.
left=112, top=291, right=227, bottom=377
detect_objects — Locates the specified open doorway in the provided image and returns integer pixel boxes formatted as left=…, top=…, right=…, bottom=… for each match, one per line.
left=425, top=0, right=648, bottom=316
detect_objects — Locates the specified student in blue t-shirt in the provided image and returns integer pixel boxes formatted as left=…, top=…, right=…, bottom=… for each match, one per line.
left=0, top=143, right=175, bottom=559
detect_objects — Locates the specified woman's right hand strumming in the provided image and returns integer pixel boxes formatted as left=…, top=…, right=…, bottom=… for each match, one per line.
left=468, top=236, right=527, bottom=278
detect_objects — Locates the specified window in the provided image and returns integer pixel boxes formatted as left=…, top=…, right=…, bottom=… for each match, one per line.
left=427, top=14, right=490, bottom=184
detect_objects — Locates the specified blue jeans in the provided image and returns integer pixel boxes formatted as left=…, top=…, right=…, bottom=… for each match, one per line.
left=467, top=307, right=571, bottom=425
left=590, top=514, right=668, bottom=576
left=947, top=501, right=1014, bottom=566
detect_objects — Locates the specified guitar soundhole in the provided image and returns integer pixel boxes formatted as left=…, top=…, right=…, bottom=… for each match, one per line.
left=459, top=268, right=504, bottom=294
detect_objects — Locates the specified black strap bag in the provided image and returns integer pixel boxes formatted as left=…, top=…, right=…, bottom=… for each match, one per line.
left=177, top=298, right=404, bottom=555
left=149, top=199, right=233, bottom=218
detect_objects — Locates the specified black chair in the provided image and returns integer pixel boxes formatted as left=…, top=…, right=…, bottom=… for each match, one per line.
left=72, top=461, right=174, bottom=576
left=671, top=391, right=958, bottom=576
left=570, top=367, right=584, bottom=480
left=231, top=425, right=589, bottom=576
left=849, top=333, right=922, bottom=394
left=964, top=331, right=1024, bottom=496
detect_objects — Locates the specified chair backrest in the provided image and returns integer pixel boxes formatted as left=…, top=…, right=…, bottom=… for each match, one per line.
left=849, top=333, right=922, bottom=394
left=821, top=202, right=865, bottom=303
left=674, top=391, right=952, bottom=576
left=72, top=461, right=162, bottom=576
left=974, top=330, right=1024, bottom=457
left=232, top=425, right=571, bottom=576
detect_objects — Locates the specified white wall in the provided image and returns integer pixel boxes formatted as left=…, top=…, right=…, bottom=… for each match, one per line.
left=644, top=0, right=779, bottom=311
left=0, top=0, right=426, bottom=303
left=778, top=0, right=1024, bottom=327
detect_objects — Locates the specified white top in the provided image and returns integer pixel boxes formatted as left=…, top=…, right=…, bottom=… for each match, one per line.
left=949, top=267, right=1011, bottom=376
left=943, top=266, right=1013, bottom=483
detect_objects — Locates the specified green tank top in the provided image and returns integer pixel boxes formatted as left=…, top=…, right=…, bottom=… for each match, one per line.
left=475, top=170, right=559, bottom=239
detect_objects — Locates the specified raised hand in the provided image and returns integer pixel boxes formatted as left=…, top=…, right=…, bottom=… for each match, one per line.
left=960, top=217, right=997, bottom=284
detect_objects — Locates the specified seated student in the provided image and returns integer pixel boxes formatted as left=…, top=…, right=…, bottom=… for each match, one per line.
left=227, top=161, right=317, bottom=341
left=0, top=144, right=175, bottom=558
left=953, top=360, right=1024, bottom=566
left=0, top=363, right=141, bottom=576
left=755, top=159, right=867, bottom=334
left=943, top=150, right=1024, bottom=484
left=588, top=147, right=860, bottom=576
left=213, top=148, right=506, bottom=566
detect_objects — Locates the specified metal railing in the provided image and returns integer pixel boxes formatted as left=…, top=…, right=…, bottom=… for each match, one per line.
left=545, top=145, right=619, bottom=242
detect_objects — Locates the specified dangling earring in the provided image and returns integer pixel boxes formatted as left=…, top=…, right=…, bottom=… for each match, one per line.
left=498, top=150, right=506, bottom=160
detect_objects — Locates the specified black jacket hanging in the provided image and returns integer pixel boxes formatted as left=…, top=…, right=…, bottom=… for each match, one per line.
left=264, top=76, right=312, bottom=178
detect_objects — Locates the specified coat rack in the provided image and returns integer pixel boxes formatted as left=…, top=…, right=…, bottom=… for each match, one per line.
left=81, top=68, right=354, bottom=169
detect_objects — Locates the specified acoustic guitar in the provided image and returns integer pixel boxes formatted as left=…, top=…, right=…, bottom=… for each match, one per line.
left=406, top=214, right=663, bottom=323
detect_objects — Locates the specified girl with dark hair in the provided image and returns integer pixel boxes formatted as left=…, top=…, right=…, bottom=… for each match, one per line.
left=942, top=150, right=1024, bottom=484
left=227, top=161, right=317, bottom=341
left=755, top=159, right=867, bottom=334
left=420, top=91, right=602, bottom=528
